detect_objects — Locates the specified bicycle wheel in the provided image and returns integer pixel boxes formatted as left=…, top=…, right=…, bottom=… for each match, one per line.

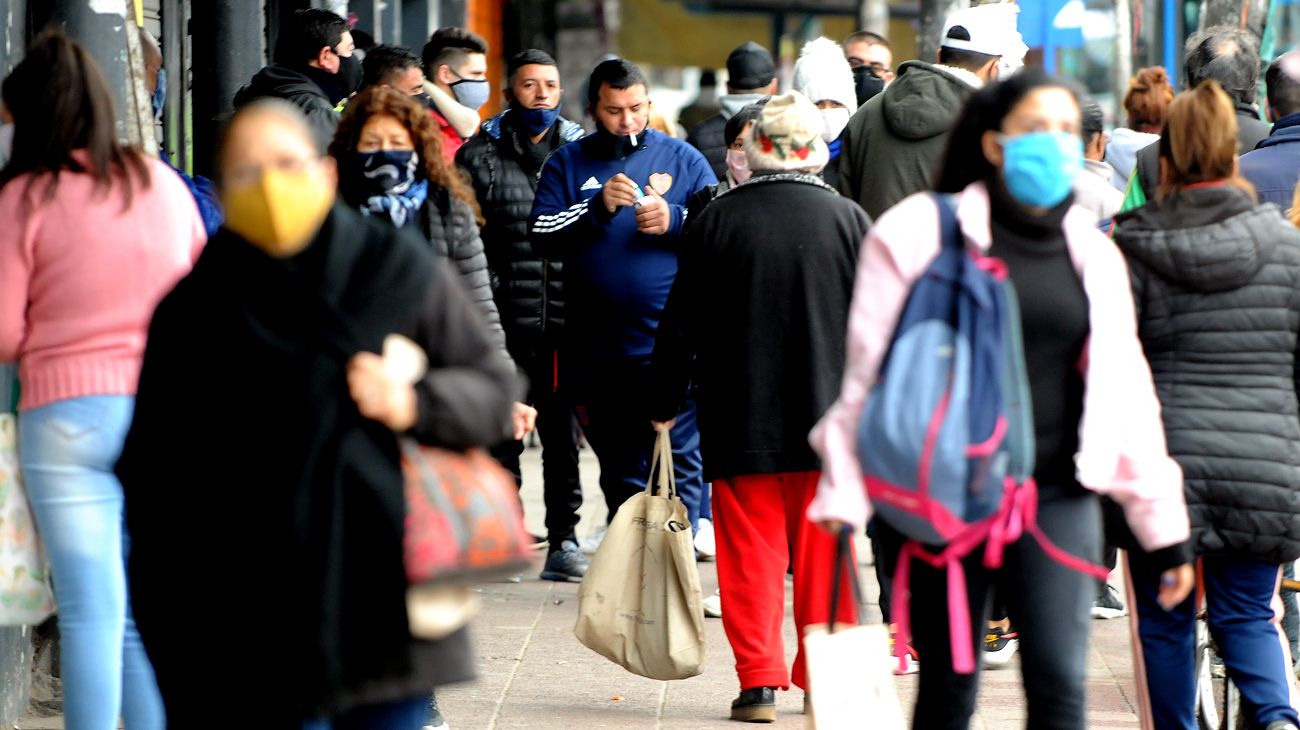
left=1197, top=610, right=1223, bottom=730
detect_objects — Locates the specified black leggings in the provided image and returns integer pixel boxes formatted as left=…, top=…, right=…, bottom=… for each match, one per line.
left=881, top=487, right=1101, bottom=730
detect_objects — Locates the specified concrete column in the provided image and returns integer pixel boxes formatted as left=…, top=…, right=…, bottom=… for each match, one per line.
left=918, top=0, right=966, bottom=65
left=402, top=0, right=431, bottom=54
left=48, top=0, right=134, bottom=138
left=191, top=0, right=266, bottom=177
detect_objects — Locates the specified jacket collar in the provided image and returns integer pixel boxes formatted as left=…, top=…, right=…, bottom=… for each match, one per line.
left=715, top=171, right=834, bottom=201
left=1258, top=111, right=1300, bottom=148
left=953, top=180, right=1092, bottom=274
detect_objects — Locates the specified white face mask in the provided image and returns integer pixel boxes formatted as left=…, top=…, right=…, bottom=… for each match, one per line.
left=725, top=148, right=752, bottom=185
left=819, top=107, right=851, bottom=144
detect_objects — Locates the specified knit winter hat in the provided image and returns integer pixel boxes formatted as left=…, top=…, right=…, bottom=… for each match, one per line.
left=792, top=37, right=858, bottom=113
left=744, top=91, right=829, bottom=172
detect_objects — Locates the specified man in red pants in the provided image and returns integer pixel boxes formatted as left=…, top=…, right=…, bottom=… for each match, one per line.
left=648, top=91, right=871, bottom=723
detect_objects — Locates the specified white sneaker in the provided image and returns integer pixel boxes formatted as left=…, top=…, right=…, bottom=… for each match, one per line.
left=579, top=524, right=608, bottom=555
left=694, top=518, right=716, bottom=559
left=703, top=589, right=722, bottom=618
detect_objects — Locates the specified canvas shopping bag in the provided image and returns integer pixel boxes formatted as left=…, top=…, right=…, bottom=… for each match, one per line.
left=574, top=429, right=706, bottom=680
left=803, top=529, right=904, bottom=730
left=0, top=363, right=55, bottom=626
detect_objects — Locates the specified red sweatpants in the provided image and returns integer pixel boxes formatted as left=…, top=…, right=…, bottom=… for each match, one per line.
left=713, top=471, right=858, bottom=692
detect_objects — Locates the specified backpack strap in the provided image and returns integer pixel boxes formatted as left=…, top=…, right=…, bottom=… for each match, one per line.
left=930, top=193, right=962, bottom=254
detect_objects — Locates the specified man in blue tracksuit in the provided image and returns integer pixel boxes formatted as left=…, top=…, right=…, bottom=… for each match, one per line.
left=530, top=58, right=715, bottom=551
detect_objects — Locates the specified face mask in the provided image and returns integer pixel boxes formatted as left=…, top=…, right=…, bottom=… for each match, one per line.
left=725, top=148, right=751, bottom=185
left=819, top=107, right=851, bottom=143
left=595, top=125, right=645, bottom=159
left=998, top=131, right=1083, bottom=209
left=450, top=77, right=491, bottom=111
left=358, top=149, right=419, bottom=195
left=222, top=166, right=335, bottom=257
left=515, top=105, right=561, bottom=136
left=336, top=53, right=363, bottom=96
left=151, top=68, right=167, bottom=120
left=412, top=92, right=438, bottom=112
left=853, top=65, right=885, bottom=106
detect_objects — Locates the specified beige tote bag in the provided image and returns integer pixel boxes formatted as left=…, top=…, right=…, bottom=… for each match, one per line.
left=574, top=430, right=706, bottom=680
left=804, top=529, right=905, bottom=729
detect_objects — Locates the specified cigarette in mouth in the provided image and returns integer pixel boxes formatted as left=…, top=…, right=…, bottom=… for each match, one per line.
left=629, top=132, right=638, bottom=147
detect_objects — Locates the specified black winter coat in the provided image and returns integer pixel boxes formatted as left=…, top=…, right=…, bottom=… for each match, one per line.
left=421, top=188, right=507, bottom=354
left=650, top=173, right=870, bottom=480
left=456, top=111, right=584, bottom=358
left=1115, top=185, right=1300, bottom=563
left=118, top=206, right=515, bottom=720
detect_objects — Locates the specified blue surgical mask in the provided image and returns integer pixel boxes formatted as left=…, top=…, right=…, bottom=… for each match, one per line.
left=998, top=131, right=1083, bottom=209
left=450, top=77, right=491, bottom=111
left=515, top=105, right=561, bottom=135
left=358, top=149, right=420, bottom=195
left=151, top=67, right=167, bottom=120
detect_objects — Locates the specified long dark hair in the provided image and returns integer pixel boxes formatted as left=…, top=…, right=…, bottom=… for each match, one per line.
left=934, top=68, right=1081, bottom=194
left=0, top=29, right=150, bottom=207
left=330, top=86, right=482, bottom=223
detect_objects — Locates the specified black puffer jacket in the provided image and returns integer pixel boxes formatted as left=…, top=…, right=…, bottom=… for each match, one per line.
left=1115, top=185, right=1300, bottom=563
left=456, top=110, right=584, bottom=358
left=421, top=187, right=507, bottom=354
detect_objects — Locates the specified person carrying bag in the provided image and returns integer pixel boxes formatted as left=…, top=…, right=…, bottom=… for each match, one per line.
left=575, top=428, right=706, bottom=680
left=802, top=528, right=903, bottom=730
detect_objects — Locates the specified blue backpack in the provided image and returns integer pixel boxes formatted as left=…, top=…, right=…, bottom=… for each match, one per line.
left=858, top=194, right=1105, bottom=674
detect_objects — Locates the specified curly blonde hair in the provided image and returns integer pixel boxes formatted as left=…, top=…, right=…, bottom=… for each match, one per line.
left=330, top=86, right=482, bottom=224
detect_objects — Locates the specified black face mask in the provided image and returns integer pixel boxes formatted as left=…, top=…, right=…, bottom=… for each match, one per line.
left=593, top=124, right=646, bottom=159
left=336, top=54, right=364, bottom=97
left=854, top=65, right=886, bottom=107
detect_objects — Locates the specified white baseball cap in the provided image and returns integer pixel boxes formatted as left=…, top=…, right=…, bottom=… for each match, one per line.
left=940, top=3, right=1024, bottom=59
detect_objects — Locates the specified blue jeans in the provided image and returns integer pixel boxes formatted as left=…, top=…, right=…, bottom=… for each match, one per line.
left=571, top=371, right=705, bottom=531
left=1130, top=552, right=1300, bottom=730
left=20, top=396, right=164, bottom=730
left=302, top=696, right=427, bottom=730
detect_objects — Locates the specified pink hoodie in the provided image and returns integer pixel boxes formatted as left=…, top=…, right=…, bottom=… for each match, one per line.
left=807, top=183, right=1191, bottom=553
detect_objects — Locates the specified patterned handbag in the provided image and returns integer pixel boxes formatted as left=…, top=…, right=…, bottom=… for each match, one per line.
left=0, top=365, right=55, bottom=624
left=402, top=441, right=532, bottom=585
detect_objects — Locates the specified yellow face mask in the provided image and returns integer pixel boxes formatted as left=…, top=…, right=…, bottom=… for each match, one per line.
left=221, top=166, right=335, bottom=257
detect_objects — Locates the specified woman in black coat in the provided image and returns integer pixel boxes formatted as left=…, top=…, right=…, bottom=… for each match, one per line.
left=331, top=86, right=506, bottom=353
left=118, top=100, right=517, bottom=728
left=332, top=86, right=533, bottom=442
left=1113, top=81, right=1300, bottom=730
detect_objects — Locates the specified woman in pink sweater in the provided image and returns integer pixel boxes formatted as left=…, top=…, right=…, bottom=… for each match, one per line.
left=0, top=32, right=204, bottom=730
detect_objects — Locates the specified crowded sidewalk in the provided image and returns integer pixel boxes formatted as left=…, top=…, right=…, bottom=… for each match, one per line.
left=12, top=444, right=1146, bottom=730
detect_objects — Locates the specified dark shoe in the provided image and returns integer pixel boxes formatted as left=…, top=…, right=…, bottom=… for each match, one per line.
left=1091, top=583, right=1127, bottom=619
left=539, top=540, right=589, bottom=582
left=730, top=687, right=776, bottom=723
left=983, top=625, right=1019, bottom=667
